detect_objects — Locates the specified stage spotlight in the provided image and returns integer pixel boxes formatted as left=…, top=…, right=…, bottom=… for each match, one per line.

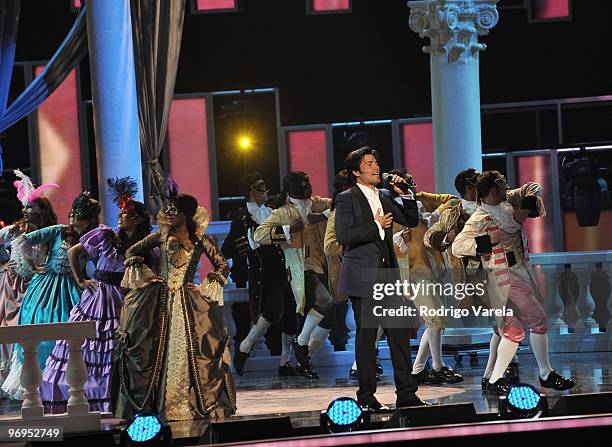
left=561, top=147, right=610, bottom=226
left=320, top=397, right=370, bottom=433
left=239, top=136, right=252, bottom=150
left=120, top=413, right=172, bottom=447
left=498, top=384, right=548, bottom=419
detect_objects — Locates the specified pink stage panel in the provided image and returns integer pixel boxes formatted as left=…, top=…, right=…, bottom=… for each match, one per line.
left=168, top=98, right=213, bottom=278
left=312, top=0, right=350, bottom=11
left=515, top=155, right=555, bottom=253
left=532, top=0, right=570, bottom=20
left=35, top=67, right=82, bottom=225
left=195, top=0, right=236, bottom=11
left=286, top=129, right=329, bottom=197
left=401, top=122, right=435, bottom=194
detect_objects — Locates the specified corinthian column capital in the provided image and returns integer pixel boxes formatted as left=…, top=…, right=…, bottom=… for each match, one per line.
left=408, top=0, right=499, bottom=63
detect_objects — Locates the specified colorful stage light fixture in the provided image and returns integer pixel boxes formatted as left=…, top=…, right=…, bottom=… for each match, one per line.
left=120, top=413, right=172, bottom=446
left=320, top=397, right=369, bottom=433
left=498, top=384, right=548, bottom=419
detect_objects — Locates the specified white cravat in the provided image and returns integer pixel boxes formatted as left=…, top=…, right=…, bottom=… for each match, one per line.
left=461, top=199, right=477, bottom=216
left=246, top=202, right=272, bottom=225
left=289, top=197, right=313, bottom=224
left=246, top=202, right=273, bottom=250
left=356, top=183, right=385, bottom=240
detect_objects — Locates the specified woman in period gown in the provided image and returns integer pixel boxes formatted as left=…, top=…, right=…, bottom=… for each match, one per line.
left=0, top=170, right=58, bottom=393
left=1, top=191, right=101, bottom=400
left=41, top=178, right=152, bottom=413
left=112, top=193, right=236, bottom=422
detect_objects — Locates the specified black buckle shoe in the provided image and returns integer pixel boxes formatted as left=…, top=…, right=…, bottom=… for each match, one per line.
left=434, top=366, right=464, bottom=384
left=481, top=377, right=490, bottom=391
left=359, top=400, right=390, bottom=413
left=412, top=368, right=444, bottom=385
left=487, top=377, right=511, bottom=395
left=233, top=350, right=249, bottom=376
left=539, top=371, right=575, bottom=391
left=278, top=362, right=297, bottom=377
left=505, top=361, right=520, bottom=384
left=295, top=362, right=319, bottom=379
left=292, top=337, right=310, bottom=366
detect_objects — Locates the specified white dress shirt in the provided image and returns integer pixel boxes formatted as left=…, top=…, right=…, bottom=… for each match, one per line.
left=356, top=183, right=386, bottom=240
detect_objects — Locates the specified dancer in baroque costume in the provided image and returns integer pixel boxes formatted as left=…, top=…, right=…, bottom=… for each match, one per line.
left=383, top=169, right=463, bottom=385
left=112, top=183, right=236, bottom=421
left=2, top=190, right=101, bottom=400
left=41, top=177, right=152, bottom=413
left=226, top=173, right=297, bottom=377
left=253, top=171, right=334, bottom=379
left=452, top=171, right=574, bottom=394
left=0, top=170, right=57, bottom=394
left=424, top=168, right=520, bottom=389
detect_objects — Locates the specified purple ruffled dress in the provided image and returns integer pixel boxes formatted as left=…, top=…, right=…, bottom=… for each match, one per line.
left=40, top=225, right=126, bottom=413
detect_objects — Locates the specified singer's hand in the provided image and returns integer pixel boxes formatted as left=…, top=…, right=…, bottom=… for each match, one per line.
left=375, top=208, right=393, bottom=229
left=389, top=174, right=406, bottom=196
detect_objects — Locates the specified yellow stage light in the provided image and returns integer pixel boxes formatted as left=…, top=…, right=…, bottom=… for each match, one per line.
left=239, top=136, right=252, bottom=150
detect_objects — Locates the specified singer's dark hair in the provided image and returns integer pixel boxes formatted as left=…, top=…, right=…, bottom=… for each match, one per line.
left=344, top=146, right=379, bottom=183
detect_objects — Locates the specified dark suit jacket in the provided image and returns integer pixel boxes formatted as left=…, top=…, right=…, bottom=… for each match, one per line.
left=335, top=185, right=418, bottom=298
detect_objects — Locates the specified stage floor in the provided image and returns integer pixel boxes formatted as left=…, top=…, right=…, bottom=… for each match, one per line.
left=0, top=351, right=610, bottom=441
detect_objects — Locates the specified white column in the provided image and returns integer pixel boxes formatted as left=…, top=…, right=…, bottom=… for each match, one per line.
left=85, top=0, right=143, bottom=225
left=408, top=0, right=499, bottom=194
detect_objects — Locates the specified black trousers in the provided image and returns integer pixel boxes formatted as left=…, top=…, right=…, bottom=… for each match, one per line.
left=350, top=296, right=419, bottom=406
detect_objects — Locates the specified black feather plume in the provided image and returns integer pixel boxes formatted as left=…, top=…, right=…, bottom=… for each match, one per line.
left=106, top=177, right=138, bottom=209
left=166, top=176, right=178, bottom=199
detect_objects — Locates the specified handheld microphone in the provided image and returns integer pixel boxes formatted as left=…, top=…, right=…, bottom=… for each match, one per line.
left=381, top=172, right=412, bottom=194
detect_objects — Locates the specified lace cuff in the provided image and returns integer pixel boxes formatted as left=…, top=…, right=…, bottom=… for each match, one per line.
left=121, top=263, right=157, bottom=289
left=197, top=274, right=227, bottom=306
left=10, top=235, right=36, bottom=277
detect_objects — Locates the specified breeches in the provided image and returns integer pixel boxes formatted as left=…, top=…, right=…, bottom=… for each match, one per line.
left=502, top=280, right=547, bottom=343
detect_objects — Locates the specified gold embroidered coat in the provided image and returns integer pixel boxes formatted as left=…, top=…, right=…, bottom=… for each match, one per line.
left=323, top=209, right=347, bottom=302
left=407, top=192, right=458, bottom=281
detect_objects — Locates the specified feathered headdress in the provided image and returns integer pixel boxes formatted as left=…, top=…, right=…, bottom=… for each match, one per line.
left=166, top=176, right=178, bottom=201
left=71, top=190, right=101, bottom=220
left=13, top=169, right=59, bottom=207
left=106, top=176, right=138, bottom=210
left=150, top=176, right=180, bottom=215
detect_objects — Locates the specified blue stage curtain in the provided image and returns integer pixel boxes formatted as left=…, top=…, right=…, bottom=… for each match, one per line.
left=130, top=0, right=186, bottom=213
left=0, top=1, right=87, bottom=175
